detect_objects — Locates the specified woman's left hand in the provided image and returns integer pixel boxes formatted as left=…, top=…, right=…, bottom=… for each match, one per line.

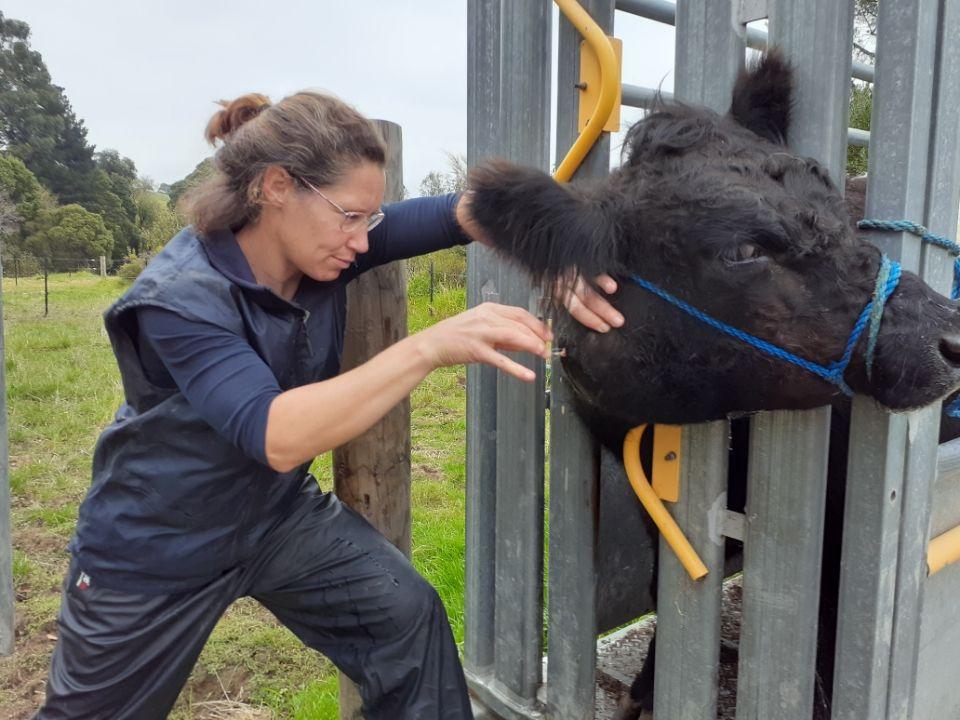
left=556, top=272, right=624, bottom=333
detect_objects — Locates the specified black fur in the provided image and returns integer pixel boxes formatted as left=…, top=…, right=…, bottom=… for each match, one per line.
left=729, top=50, right=794, bottom=144
left=468, top=160, right=623, bottom=290
left=469, top=51, right=960, bottom=432
left=469, top=50, right=960, bottom=718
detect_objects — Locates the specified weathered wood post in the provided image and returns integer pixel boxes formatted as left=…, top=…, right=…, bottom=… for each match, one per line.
left=332, top=119, right=410, bottom=719
left=0, top=253, right=12, bottom=657
left=99, top=255, right=107, bottom=278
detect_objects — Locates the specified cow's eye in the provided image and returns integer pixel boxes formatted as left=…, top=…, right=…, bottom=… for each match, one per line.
left=722, top=243, right=766, bottom=265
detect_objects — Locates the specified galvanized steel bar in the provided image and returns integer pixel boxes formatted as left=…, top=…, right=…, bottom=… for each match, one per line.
left=613, top=0, right=875, bottom=82
left=919, top=0, right=960, bottom=328
left=673, top=0, right=744, bottom=113
left=465, top=0, right=501, bottom=679
left=737, top=408, right=832, bottom=719
left=887, top=0, right=960, bottom=716
left=545, top=373, right=600, bottom=720
left=833, top=404, right=908, bottom=720
left=615, top=0, right=676, bottom=24
left=492, top=0, right=551, bottom=707
left=768, top=0, right=855, bottom=180
left=931, top=437, right=960, bottom=537
left=847, top=128, right=870, bottom=148
left=919, top=414, right=960, bottom=718
left=833, top=1, right=943, bottom=718
left=0, top=258, right=11, bottom=657
left=621, top=84, right=871, bottom=147
left=914, top=563, right=960, bottom=720
left=653, top=3, right=741, bottom=717
left=653, top=421, right=729, bottom=720
left=621, top=82, right=669, bottom=109
left=919, top=431, right=960, bottom=718
left=546, top=1, right=614, bottom=717
left=736, top=3, right=854, bottom=718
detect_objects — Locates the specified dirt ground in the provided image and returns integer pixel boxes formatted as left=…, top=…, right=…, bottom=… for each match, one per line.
left=593, top=578, right=743, bottom=720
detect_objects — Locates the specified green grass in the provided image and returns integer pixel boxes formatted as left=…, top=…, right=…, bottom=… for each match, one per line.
left=1, top=249, right=474, bottom=719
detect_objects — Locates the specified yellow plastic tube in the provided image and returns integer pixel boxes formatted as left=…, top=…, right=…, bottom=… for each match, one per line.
left=623, top=426, right=708, bottom=581
left=552, top=0, right=620, bottom=183
left=928, top=524, right=960, bottom=576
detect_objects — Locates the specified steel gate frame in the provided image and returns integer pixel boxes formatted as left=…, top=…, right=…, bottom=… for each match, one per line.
left=465, top=1, right=960, bottom=718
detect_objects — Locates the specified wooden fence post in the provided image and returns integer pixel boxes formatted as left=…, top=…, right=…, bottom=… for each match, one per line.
left=332, top=120, right=409, bottom=719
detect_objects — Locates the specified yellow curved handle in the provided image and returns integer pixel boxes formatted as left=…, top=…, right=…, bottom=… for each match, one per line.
left=551, top=3, right=702, bottom=580
left=928, top=524, right=960, bottom=576
left=623, top=426, right=708, bottom=581
left=552, top=0, right=621, bottom=183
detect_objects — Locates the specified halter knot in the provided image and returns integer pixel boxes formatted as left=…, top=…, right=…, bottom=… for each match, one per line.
left=859, top=218, right=960, bottom=416
left=858, top=219, right=960, bottom=300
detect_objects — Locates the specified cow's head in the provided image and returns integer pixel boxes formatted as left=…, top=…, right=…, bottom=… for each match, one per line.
left=468, top=52, right=960, bottom=445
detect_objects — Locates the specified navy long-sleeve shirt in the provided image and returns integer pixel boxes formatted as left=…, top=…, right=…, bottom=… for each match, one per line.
left=136, top=193, right=469, bottom=466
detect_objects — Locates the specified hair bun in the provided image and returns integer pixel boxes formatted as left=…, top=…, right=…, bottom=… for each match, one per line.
left=205, top=93, right=271, bottom=144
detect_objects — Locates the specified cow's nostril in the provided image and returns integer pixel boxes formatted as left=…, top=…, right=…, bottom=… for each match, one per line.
left=940, top=333, right=960, bottom=367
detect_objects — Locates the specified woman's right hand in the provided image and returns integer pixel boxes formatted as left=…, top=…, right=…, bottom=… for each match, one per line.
left=413, top=302, right=553, bottom=382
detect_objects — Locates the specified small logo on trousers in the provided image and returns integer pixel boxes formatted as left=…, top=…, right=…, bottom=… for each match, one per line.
left=76, top=572, right=91, bottom=591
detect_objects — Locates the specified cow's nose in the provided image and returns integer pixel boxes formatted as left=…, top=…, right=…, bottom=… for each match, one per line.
left=940, top=333, right=960, bottom=367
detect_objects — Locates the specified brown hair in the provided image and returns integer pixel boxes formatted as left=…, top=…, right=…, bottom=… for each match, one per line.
left=181, top=91, right=386, bottom=234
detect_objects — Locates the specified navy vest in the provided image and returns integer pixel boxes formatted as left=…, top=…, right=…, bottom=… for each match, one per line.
left=71, top=228, right=350, bottom=593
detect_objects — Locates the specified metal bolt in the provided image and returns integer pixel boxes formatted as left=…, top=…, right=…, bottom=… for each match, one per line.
left=665, top=451, right=677, bottom=462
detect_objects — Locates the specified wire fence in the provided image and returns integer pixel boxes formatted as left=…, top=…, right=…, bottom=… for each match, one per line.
left=1, top=252, right=134, bottom=316
left=1, top=248, right=462, bottom=317
left=1, top=253, right=130, bottom=279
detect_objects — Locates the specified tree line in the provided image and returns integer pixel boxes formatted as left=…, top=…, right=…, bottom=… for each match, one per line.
left=0, top=7, right=467, bottom=277
left=0, top=11, right=178, bottom=272
left=0, top=4, right=877, bottom=276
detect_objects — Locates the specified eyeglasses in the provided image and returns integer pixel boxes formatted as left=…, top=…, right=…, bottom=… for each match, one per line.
left=297, top=176, right=385, bottom=233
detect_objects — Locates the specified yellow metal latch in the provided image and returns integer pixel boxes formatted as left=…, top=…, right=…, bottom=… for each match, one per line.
left=651, top=424, right=682, bottom=502
left=578, top=37, right=622, bottom=133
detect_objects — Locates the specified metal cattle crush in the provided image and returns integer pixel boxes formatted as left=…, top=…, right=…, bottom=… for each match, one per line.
left=465, top=1, right=960, bottom=719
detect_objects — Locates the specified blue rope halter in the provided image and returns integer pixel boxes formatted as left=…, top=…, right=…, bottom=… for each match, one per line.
left=857, top=219, right=960, bottom=300
left=628, top=255, right=900, bottom=397
left=625, top=218, right=960, bottom=402
left=857, top=219, right=960, bottom=417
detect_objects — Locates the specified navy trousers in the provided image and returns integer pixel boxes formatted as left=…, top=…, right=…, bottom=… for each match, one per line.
left=35, top=486, right=473, bottom=719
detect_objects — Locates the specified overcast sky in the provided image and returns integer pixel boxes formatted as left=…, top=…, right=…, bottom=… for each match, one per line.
left=4, top=1, right=676, bottom=195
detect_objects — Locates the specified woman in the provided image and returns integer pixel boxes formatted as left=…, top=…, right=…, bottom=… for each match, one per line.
left=36, top=91, right=623, bottom=719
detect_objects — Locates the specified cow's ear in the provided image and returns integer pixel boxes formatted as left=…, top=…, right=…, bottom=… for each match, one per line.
left=729, top=50, right=793, bottom=145
left=467, top=160, right=620, bottom=287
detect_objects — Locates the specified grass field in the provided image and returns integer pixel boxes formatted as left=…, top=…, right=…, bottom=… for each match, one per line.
left=0, top=248, right=471, bottom=719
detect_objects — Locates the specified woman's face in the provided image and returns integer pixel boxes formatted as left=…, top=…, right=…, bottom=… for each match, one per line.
left=280, top=160, right=386, bottom=282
